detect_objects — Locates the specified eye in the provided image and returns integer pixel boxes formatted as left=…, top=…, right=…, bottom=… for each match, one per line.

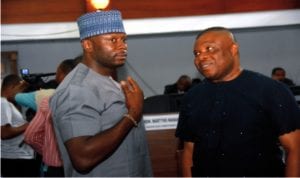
left=111, top=38, right=117, bottom=43
left=206, top=46, right=215, bottom=52
left=193, top=51, right=200, bottom=57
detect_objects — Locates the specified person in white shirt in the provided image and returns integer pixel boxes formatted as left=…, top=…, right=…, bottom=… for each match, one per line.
left=1, top=74, right=39, bottom=177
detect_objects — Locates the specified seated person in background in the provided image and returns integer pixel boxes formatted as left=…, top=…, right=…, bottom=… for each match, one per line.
left=271, top=67, right=295, bottom=87
left=1, top=74, right=39, bottom=177
left=164, top=75, right=192, bottom=94
left=191, top=77, right=202, bottom=88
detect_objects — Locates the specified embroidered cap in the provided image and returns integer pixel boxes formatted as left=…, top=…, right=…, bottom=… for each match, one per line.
left=77, top=10, right=125, bottom=40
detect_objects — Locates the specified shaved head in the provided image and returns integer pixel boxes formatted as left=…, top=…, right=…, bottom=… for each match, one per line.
left=196, top=27, right=237, bottom=43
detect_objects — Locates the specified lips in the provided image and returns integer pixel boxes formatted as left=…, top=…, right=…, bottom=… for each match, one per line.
left=200, top=61, right=213, bottom=70
left=116, top=52, right=127, bottom=59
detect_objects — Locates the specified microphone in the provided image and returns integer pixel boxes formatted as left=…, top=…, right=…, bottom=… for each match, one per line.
left=36, top=73, right=56, bottom=77
left=29, top=73, right=56, bottom=77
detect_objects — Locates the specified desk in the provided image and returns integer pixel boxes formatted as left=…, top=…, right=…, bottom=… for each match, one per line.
left=144, top=113, right=182, bottom=177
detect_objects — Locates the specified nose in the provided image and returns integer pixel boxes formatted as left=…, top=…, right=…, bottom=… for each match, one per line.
left=194, top=51, right=209, bottom=70
left=199, top=51, right=210, bottom=61
left=195, top=52, right=208, bottom=64
left=118, top=40, right=127, bottom=50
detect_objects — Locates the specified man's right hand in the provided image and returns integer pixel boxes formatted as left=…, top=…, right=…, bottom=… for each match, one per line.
left=120, top=76, right=144, bottom=123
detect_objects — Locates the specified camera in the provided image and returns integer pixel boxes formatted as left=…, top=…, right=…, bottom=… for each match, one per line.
left=20, top=68, right=39, bottom=84
left=19, top=68, right=57, bottom=90
left=20, top=68, right=30, bottom=76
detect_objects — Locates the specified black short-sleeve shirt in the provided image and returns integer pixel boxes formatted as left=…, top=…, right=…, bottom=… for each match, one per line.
left=175, top=70, right=300, bottom=177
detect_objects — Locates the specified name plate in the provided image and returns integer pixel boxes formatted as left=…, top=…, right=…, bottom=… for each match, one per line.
left=143, top=113, right=179, bottom=131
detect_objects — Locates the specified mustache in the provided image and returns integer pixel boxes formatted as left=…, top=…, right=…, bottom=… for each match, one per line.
left=116, top=50, right=128, bottom=56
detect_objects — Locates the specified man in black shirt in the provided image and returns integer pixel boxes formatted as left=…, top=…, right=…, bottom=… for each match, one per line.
left=271, top=67, right=295, bottom=87
left=164, top=75, right=192, bottom=94
left=175, top=27, right=300, bottom=177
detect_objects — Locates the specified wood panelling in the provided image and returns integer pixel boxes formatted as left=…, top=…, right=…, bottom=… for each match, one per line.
left=2, top=0, right=300, bottom=24
left=110, top=0, right=225, bottom=19
left=146, top=129, right=181, bottom=177
left=2, top=0, right=86, bottom=23
left=112, top=0, right=300, bottom=19
left=1, top=51, right=18, bottom=76
left=224, top=0, right=300, bottom=12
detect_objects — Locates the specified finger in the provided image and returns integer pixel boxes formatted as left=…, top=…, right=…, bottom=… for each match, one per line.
left=120, top=81, right=130, bottom=95
left=127, top=76, right=139, bottom=91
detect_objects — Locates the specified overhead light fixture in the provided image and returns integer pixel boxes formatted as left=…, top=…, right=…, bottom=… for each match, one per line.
left=86, top=0, right=110, bottom=12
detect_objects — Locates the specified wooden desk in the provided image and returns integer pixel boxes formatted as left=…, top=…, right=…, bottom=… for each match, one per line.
left=146, top=129, right=182, bottom=177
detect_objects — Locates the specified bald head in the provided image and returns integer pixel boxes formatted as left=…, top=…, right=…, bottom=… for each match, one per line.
left=196, top=27, right=237, bottom=43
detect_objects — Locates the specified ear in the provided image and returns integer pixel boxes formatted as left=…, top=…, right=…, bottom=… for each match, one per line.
left=81, top=39, right=93, bottom=52
left=231, top=43, right=239, bottom=56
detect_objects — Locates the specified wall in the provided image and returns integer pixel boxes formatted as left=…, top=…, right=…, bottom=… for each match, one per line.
left=2, top=0, right=299, bottom=23
left=2, top=25, right=300, bottom=97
